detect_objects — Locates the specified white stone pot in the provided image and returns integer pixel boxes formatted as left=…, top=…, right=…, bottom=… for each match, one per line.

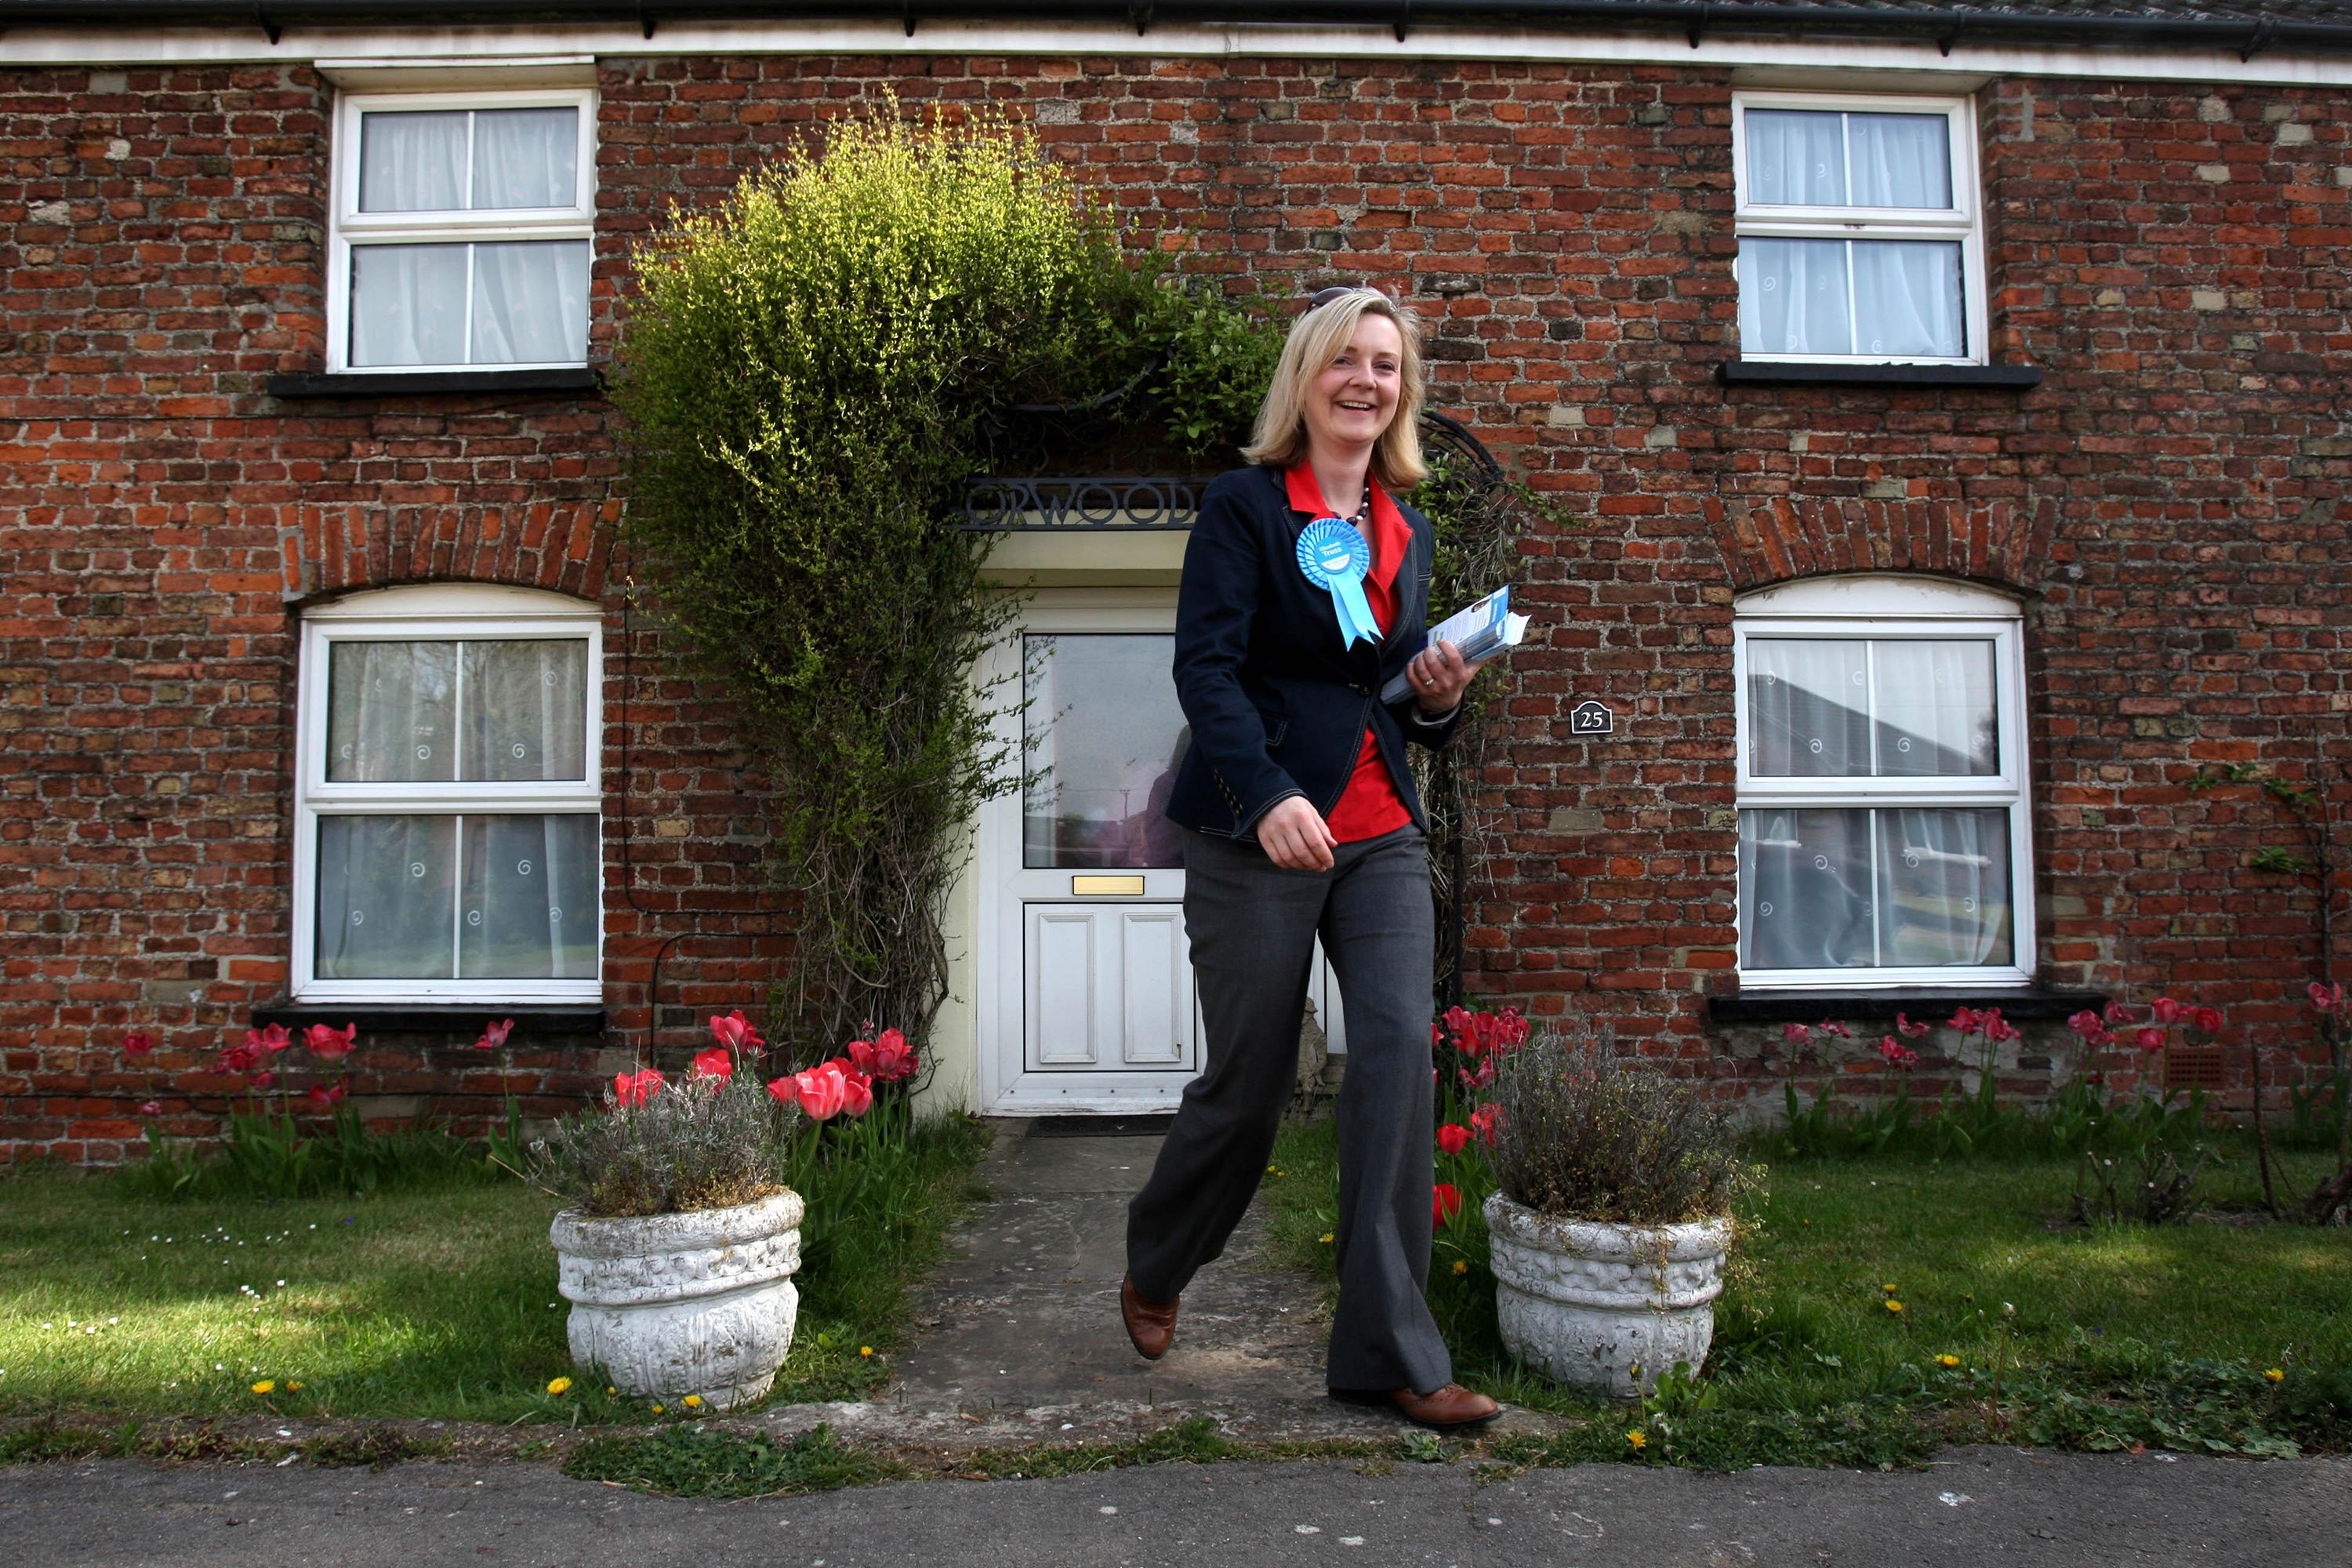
left=1483, top=1191, right=1732, bottom=1399
left=550, top=1189, right=804, bottom=1410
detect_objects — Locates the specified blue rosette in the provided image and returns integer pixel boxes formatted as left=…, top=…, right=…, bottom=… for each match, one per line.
left=1295, top=518, right=1378, bottom=648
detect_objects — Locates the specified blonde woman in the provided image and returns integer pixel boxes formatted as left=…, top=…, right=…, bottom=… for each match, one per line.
left=1120, top=286, right=1497, bottom=1430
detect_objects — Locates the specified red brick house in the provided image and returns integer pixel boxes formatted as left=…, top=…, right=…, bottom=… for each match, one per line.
left=3, top=3, right=2348, bottom=1160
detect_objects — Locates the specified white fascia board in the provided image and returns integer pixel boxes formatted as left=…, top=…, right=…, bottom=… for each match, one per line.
left=11, top=20, right=2352, bottom=89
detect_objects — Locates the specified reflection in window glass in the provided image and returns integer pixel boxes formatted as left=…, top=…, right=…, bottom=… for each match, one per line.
left=1738, top=807, right=2012, bottom=970
left=459, top=814, right=598, bottom=978
left=1748, top=638, right=1997, bottom=779
left=328, top=642, right=457, bottom=782
left=460, top=640, right=589, bottom=781
left=1022, top=634, right=1189, bottom=869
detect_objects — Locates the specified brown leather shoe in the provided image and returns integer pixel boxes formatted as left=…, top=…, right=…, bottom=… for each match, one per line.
left=1120, top=1275, right=1178, bottom=1361
left=1331, top=1381, right=1501, bottom=1431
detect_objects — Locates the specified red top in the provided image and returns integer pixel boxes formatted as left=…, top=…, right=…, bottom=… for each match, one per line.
left=1284, top=465, right=1415, bottom=844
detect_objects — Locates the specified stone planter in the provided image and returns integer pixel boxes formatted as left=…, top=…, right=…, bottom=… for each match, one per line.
left=1483, top=1191, right=1732, bottom=1399
left=550, top=1189, right=804, bottom=1409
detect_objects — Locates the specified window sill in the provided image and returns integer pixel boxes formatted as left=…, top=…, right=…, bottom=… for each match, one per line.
left=1716, top=361, right=2042, bottom=390
left=264, top=368, right=601, bottom=400
left=254, top=1000, right=605, bottom=1036
left=1706, top=986, right=2104, bottom=1025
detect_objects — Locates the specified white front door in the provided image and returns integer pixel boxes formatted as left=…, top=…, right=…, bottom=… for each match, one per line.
left=976, top=596, right=1345, bottom=1114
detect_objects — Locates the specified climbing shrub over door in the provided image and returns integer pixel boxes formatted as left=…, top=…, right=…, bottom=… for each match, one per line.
left=612, top=107, right=1253, bottom=1062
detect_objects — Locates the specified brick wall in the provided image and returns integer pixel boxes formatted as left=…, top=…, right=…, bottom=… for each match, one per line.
left=1, top=52, right=2344, bottom=1159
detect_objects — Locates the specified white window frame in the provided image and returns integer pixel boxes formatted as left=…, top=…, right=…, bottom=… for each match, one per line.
left=1733, top=575, right=2032, bottom=990
left=1730, top=90, right=1986, bottom=366
left=292, top=585, right=604, bottom=1003
left=326, top=85, right=598, bottom=375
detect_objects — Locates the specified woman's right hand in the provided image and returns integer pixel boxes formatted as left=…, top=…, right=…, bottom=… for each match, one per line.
left=1257, top=795, right=1338, bottom=872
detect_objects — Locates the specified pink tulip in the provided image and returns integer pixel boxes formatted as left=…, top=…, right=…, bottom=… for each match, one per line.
left=217, top=1040, right=262, bottom=1075
left=613, top=1068, right=665, bottom=1108
left=256, top=1023, right=294, bottom=1054
left=1896, top=1012, right=1930, bottom=1039
left=307, top=1080, right=347, bottom=1108
left=250, top=1069, right=276, bottom=1090
left=709, top=1010, right=765, bottom=1055
left=122, top=1031, right=156, bottom=1059
left=691, top=1047, right=734, bottom=1083
left=1781, top=1023, right=1812, bottom=1045
left=303, top=1022, right=358, bottom=1060
left=2067, top=1010, right=2103, bottom=1036
left=867, top=1028, right=916, bottom=1082
left=1984, top=1011, right=2018, bottom=1044
left=2103, top=1000, right=2137, bottom=1026
left=1875, top=1037, right=1919, bottom=1069
left=1436, top=1123, right=1472, bottom=1156
left=1950, top=1007, right=1984, bottom=1033
left=834, top=1061, right=874, bottom=1117
left=769, top=1063, right=847, bottom=1121
left=1442, top=1005, right=1472, bottom=1044
left=2135, top=1027, right=2168, bottom=1054
left=137, top=1100, right=163, bottom=1117
left=474, top=1018, right=514, bottom=1051
left=2310, top=981, right=2347, bottom=1014
left=2190, top=1006, right=2223, bottom=1034
left=2151, top=996, right=2184, bottom=1025
left=1817, top=1020, right=1853, bottom=1039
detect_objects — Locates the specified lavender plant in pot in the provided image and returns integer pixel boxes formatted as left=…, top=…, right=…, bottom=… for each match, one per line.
left=1476, top=1031, right=1749, bottom=1398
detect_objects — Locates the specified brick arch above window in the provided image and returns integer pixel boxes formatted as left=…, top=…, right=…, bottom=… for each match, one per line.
left=1713, top=494, right=2054, bottom=594
left=279, top=499, right=614, bottom=603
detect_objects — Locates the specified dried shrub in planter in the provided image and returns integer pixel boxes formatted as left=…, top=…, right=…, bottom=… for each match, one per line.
left=530, top=1074, right=797, bottom=1219
left=1486, top=1033, right=1748, bottom=1227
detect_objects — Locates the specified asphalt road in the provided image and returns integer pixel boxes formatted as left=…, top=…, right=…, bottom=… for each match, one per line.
left=4, top=1446, right=2349, bottom=1567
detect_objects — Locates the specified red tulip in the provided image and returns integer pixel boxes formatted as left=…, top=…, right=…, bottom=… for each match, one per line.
left=769, top=1063, right=847, bottom=1121
left=1468, top=1102, right=1504, bottom=1145
left=868, top=1028, right=916, bottom=1082
left=1983, top=1011, right=2018, bottom=1044
left=1781, top=1022, right=1812, bottom=1045
left=1875, top=1037, right=1919, bottom=1069
left=1896, top=1011, right=1930, bottom=1039
left=1497, top=1007, right=1531, bottom=1051
left=1429, top=1020, right=1446, bottom=1051
left=303, top=1022, right=358, bottom=1060
left=691, top=1047, right=734, bottom=1083
left=1817, top=1020, right=1853, bottom=1039
left=2310, top=981, right=2347, bottom=1014
left=2151, top=996, right=2184, bottom=1025
left=834, top=1060, right=874, bottom=1117
left=475, top=1018, right=514, bottom=1051
left=307, top=1080, right=347, bottom=1107
left=137, top=1100, right=162, bottom=1117
left=250, top=1069, right=277, bottom=1090
left=1948, top=1007, right=1983, bottom=1033
left=1432, top=1183, right=1463, bottom=1228
left=2189, top=1006, right=2223, bottom=1034
left=709, top=1010, right=765, bottom=1055
left=122, top=1031, right=156, bottom=1059
left=612, top=1068, right=665, bottom=1108
left=2103, top=1000, right=2137, bottom=1026
left=2067, top=1010, right=2103, bottom=1036
left=1436, top=1123, right=1472, bottom=1156
left=256, top=1023, right=293, bottom=1054
left=1442, top=1005, right=1472, bottom=1044
left=2135, top=1027, right=2168, bottom=1054
left=217, top=1040, right=262, bottom=1075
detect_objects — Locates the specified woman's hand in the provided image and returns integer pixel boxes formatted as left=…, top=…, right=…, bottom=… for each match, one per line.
left=1406, top=639, right=1485, bottom=714
left=1257, top=795, right=1338, bottom=872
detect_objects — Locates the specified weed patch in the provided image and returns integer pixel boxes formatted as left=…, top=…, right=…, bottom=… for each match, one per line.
left=561, top=1423, right=908, bottom=1497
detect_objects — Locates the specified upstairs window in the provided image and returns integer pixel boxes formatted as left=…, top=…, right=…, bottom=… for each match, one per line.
left=329, top=89, right=597, bottom=373
left=293, top=586, right=602, bottom=1001
left=1733, top=93, right=1984, bottom=365
left=1734, top=577, right=2032, bottom=989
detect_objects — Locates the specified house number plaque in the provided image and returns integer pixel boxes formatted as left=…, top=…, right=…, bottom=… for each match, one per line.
left=1569, top=699, right=1614, bottom=737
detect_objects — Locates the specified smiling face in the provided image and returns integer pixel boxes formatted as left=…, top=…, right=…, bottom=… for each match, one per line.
left=1302, top=311, right=1404, bottom=460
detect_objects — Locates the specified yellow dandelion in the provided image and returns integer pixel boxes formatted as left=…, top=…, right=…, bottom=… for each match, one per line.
left=1882, top=1283, right=1898, bottom=1294
left=251, top=1380, right=275, bottom=1394
left=2263, top=1368, right=2285, bottom=1384
left=1451, top=1259, right=1468, bottom=1276
left=1319, top=1232, right=1335, bottom=1245
left=1936, top=1355, right=1961, bottom=1369
left=546, top=1376, right=573, bottom=1396
left=681, top=1395, right=703, bottom=1409
left=605, top=1385, right=617, bottom=1396
left=859, top=1346, right=874, bottom=1357
left=1624, top=1428, right=1646, bottom=1450
left=1266, top=1165, right=1283, bottom=1176
left=287, top=1381, right=305, bottom=1392
left=1885, top=1299, right=1905, bottom=1315
left=651, top=1403, right=664, bottom=1414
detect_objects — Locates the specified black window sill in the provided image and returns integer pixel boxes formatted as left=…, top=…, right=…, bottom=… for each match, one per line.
left=264, top=368, right=601, bottom=400
left=1706, top=987, right=2104, bottom=1025
left=252, top=1000, right=605, bottom=1036
left=1716, top=360, right=2042, bottom=390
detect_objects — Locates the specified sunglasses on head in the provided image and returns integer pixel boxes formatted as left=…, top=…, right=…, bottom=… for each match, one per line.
left=1309, top=285, right=1387, bottom=308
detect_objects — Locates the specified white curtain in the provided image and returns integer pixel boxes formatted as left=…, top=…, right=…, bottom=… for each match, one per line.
left=471, top=107, right=577, bottom=209
left=328, top=641, right=456, bottom=781
left=315, top=815, right=456, bottom=978
left=358, top=110, right=465, bottom=212
left=349, top=244, right=467, bottom=368
left=460, top=814, right=597, bottom=978
left=1740, top=808, right=1877, bottom=969
left=1742, top=109, right=1963, bottom=358
left=1747, top=639, right=1870, bottom=777
left=462, top=640, right=588, bottom=781
left=1873, top=640, right=1997, bottom=777
left=471, top=241, right=590, bottom=365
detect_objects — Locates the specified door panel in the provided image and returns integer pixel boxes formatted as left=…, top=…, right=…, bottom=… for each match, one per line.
left=1117, top=908, right=1189, bottom=1066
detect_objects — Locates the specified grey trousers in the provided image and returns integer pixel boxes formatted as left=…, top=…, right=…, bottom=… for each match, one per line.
left=1125, top=823, right=1451, bottom=1396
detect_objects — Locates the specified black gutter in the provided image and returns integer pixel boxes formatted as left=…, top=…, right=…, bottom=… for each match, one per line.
left=13, top=1, right=2352, bottom=60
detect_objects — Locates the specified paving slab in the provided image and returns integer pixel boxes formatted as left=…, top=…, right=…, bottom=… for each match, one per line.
left=4, top=1446, right=2347, bottom=1567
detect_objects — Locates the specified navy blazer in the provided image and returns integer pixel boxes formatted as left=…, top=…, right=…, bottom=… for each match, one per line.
left=1163, top=464, right=1464, bottom=840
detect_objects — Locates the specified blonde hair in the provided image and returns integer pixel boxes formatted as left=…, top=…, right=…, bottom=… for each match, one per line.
left=1241, top=288, right=1428, bottom=490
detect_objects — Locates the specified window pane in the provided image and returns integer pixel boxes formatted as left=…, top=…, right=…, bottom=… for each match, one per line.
left=314, top=815, right=456, bottom=978
left=349, top=243, right=469, bottom=368
left=1739, top=809, right=1875, bottom=970
left=1022, top=634, right=1189, bottom=869
left=461, top=640, right=589, bottom=781
left=1746, top=110, right=1844, bottom=205
left=358, top=110, right=466, bottom=212
left=470, top=107, right=578, bottom=209
left=1877, top=808, right=2013, bottom=966
left=1873, top=640, right=1998, bottom=776
left=1850, top=241, right=1965, bottom=358
left=459, top=814, right=598, bottom=978
left=328, top=641, right=456, bottom=782
left=470, top=241, right=590, bottom=365
left=1847, top=113, right=1953, bottom=208
left=1747, top=641, right=1870, bottom=777
left=1738, top=238, right=1851, bottom=358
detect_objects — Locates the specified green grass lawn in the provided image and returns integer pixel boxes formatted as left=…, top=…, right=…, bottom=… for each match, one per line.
left=1263, top=1118, right=2352, bottom=1464
left=0, top=1115, right=989, bottom=1425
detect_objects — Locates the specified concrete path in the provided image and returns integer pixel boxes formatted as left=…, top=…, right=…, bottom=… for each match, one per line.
left=5, top=1446, right=2347, bottom=1566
